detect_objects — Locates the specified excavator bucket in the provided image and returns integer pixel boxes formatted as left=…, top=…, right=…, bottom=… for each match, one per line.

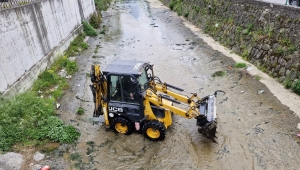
left=197, top=95, right=217, bottom=142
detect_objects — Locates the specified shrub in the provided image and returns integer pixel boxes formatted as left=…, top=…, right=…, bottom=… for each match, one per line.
left=89, top=11, right=101, bottom=29
left=292, top=80, right=300, bottom=94
left=283, top=77, right=292, bottom=89
left=184, top=11, right=189, bottom=18
left=169, top=0, right=175, bottom=10
left=83, top=22, right=97, bottom=37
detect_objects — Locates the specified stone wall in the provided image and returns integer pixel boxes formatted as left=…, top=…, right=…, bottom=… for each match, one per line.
left=0, top=0, right=95, bottom=95
left=161, top=0, right=300, bottom=84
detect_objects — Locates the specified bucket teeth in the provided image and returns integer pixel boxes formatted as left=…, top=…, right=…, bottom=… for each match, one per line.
left=198, top=120, right=217, bottom=142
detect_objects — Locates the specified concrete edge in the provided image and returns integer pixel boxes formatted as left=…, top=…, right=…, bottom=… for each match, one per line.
left=182, top=20, right=300, bottom=119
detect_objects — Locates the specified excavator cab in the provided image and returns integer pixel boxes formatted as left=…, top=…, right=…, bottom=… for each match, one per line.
left=90, top=60, right=220, bottom=141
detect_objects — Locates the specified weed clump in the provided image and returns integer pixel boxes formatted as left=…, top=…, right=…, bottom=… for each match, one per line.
left=83, top=22, right=97, bottom=37
left=283, top=77, right=292, bottom=89
left=76, top=107, right=85, bottom=115
left=65, top=33, right=87, bottom=56
left=90, top=11, right=101, bottom=29
left=292, top=80, right=300, bottom=95
left=94, top=0, right=111, bottom=11
left=234, top=62, right=247, bottom=68
left=254, top=75, right=261, bottom=81
left=212, top=71, right=226, bottom=77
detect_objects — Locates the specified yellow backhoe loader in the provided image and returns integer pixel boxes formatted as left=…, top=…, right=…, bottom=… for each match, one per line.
left=90, top=60, right=223, bottom=141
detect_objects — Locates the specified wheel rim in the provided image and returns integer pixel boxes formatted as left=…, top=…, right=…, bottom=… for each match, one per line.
left=115, top=123, right=128, bottom=133
left=146, top=127, right=160, bottom=139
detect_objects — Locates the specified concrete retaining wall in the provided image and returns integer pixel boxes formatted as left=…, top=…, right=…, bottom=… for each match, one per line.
left=161, top=0, right=300, bottom=84
left=0, top=0, right=95, bottom=95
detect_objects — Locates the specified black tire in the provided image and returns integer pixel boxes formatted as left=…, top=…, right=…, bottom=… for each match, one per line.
left=111, top=117, right=134, bottom=135
left=142, top=120, right=166, bottom=141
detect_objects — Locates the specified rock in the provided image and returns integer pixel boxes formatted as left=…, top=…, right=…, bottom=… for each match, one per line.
left=255, top=50, right=263, bottom=59
left=279, top=67, right=286, bottom=76
left=58, top=69, right=67, bottom=77
left=34, top=152, right=45, bottom=162
left=286, top=70, right=291, bottom=77
left=285, top=60, right=294, bottom=69
left=262, top=44, right=270, bottom=51
left=0, top=152, right=23, bottom=170
left=232, top=46, right=240, bottom=54
left=258, top=90, right=264, bottom=94
left=68, top=57, right=77, bottom=61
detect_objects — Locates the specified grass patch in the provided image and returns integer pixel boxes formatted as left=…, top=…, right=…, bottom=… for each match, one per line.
left=76, top=107, right=85, bottom=115
left=212, top=71, right=226, bottom=77
left=234, top=62, right=247, bottom=68
left=0, top=55, right=81, bottom=152
left=65, top=32, right=87, bottom=57
left=33, top=56, right=77, bottom=100
left=94, top=0, right=111, bottom=11
left=0, top=93, right=80, bottom=152
left=83, top=22, right=97, bottom=37
left=254, top=75, right=261, bottom=81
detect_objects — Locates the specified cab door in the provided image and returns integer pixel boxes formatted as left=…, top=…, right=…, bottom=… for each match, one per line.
left=108, top=75, right=143, bottom=122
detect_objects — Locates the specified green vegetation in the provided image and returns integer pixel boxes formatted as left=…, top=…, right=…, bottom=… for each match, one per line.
left=241, top=49, right=249, bottom=58
left=0, top=92, right=80, bottom=152
left=94, top=0, right=111, bottom=11
left=283, top=77, right=293, bottom=89
left=76, top=107, right=85, bottom=115
left=234, top=62, right=247, bottom=68
left=0, top=0, right=117, bottom=153
left=212, top=71, right=226, bottom=77
left=292, top=80, right=300, bottom=95
left=254, top=75, right=261, bottom=81
left=169, top=0, right=184, bottom=16
left=32, top=56, right=77, bottom=100
left=83, top=22, right=97, bottom=37
left=65, top=33, right=88, bottom=56
left=0, top=55, right=81, bottom=152
left=283, top=78, right=300, bottom=95
left=90, top=11, right=101, bottom=29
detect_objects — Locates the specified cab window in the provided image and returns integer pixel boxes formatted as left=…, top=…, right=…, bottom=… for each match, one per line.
left=110, top=75, right=139, bottom=103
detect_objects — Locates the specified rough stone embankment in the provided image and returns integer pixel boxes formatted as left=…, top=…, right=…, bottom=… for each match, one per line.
left=161, top=0, right=300, bottom=85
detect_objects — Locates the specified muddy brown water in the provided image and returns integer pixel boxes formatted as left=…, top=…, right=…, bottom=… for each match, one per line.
left=36, top=0, right=300, bottom=169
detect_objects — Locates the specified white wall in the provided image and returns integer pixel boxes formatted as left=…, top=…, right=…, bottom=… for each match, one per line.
left=0, top=0, right=95, bottom=94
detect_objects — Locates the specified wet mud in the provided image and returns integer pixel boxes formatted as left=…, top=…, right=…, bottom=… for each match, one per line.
left=38, top=0, right=300, bottom=169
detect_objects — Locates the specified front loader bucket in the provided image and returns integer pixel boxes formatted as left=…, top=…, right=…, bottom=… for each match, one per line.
left=197, top=95, right=217, bottom=142
left=198, top=120, right=217, bottom=142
